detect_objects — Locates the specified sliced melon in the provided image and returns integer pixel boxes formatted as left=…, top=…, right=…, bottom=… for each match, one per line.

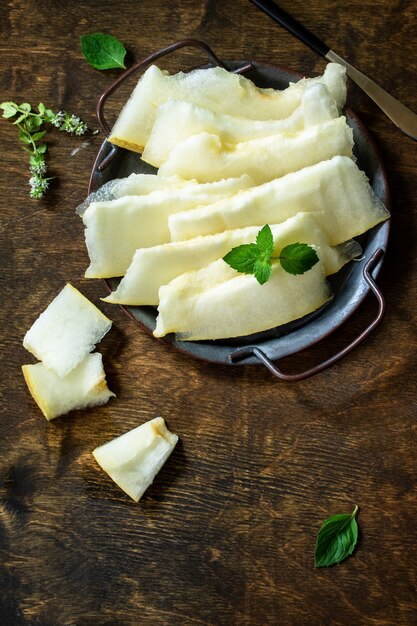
left=103, top=213, right=361, bottom=306
left=22, top=353, right=115, bottom=420
left=83, top=175, right=254, bottom=278
left=92, top=417, right=178, bottom=502
left=169, top=156, right=389, bottom=245
left=154, top=259, right=332, bottom=341
left=158, top=117, right=353, bottom=184
left=23, top=284, right=112, bottom=378
left=109, top=63, right=346, bottom=153
left=142, top=83, right=339, bottom=167
left=76, top=174, right=197, bottom=216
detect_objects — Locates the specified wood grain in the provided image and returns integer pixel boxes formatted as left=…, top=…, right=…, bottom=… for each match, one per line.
left=1, top=1, right=416, bottom=624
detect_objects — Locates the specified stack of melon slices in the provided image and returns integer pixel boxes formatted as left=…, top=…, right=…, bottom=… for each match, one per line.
left=79, top=62, right=389, bottom=341
left=22, top=284, right=114, bottom=420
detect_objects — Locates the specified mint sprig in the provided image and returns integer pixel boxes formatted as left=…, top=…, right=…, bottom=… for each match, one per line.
left=0, top=101, right=88, bottom=198
left=223, top=224, right=319, bottom=285
left=80, top=33, right=127, bottom=70
left=314, top=505, right=359, bottom=568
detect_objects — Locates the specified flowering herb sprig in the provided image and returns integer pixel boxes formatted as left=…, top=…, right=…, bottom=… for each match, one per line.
left=0, top=101, right=88, bottom=198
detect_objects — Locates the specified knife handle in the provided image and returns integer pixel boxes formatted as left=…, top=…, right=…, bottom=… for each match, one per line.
left=250, top=0, right=329, bottom=58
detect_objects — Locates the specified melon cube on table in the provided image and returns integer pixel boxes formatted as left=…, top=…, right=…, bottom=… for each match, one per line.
left=23, top=284, right=112, bottom=378
left=22, top=353, right=115, bottom=421
left=92, top=417, right=178, bottom=502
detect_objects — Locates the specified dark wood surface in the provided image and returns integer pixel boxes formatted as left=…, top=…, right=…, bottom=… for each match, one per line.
left=1, top=1, right=416, bottom=624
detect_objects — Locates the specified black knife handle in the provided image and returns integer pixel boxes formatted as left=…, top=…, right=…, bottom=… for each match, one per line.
left=250, top=0, right=330, bottom=58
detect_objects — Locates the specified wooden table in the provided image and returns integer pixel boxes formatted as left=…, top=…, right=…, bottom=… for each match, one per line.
left=1, top=1, right=416, bottom=624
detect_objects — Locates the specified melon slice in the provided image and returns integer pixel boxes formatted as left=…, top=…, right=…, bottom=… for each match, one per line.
left=169, top=156, right=389, bottom=245
left=76, top=174, right=197, bottom=216
left=142, top=83, right=339, bottom=167
left=157, top=117, right=353, bottom=184
left=108, top=63, right=346, bottom=153
left=23, top=284, right=112, bottom=378
left=103, top=213, right=361, bottom=306
left=83, top=175, right=254, bottom=278
left=22, top=353, right=115, bottom=421
left=154, top=259, right=332, bottom=341
left=92, top=417, right=178, bottom=502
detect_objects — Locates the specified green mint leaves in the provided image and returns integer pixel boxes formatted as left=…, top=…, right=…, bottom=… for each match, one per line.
left=80, top=33, right=127, bottom=70
left=1, top=101, right=88, bottom=198
left=223, top=224, right=319, bottom=285
left=314, top=505, right=359, bottom=568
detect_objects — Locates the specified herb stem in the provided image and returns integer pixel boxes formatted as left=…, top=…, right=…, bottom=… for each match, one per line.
left=351, top=504, right=359, bottom=518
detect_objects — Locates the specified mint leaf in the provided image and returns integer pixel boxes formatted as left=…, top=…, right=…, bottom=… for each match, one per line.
left=253, top=258, right=272, bottom=285
left=256, top=223, right=274, bottom=254
left=0, top=101, right=18, bottom=119
left=279, top=242, right=319, bottom=275
left=314, top=505, right=359, bottom=568
left=223, top=243, right=261, bottom=275
left=80, top=33, right=127, bottom=70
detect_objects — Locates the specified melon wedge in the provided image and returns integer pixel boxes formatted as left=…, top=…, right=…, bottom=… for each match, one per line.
left=169, top=156, right=389, bottom=246
left=142, top=83, right=339, bottom=167
left=23, top=284, right=112, bottom=378
left=83, top=175, right=254, bottom=278
left=92, top=417, right=178, bottom=502
left=103, top=213, right=361, bottom=306
left=76, top=174, right=197, bottom=216
left=158, top=117, right=353, bottom=184
left=154, top=259, right=332, bottom=341
left=22, top=353, right=115, bottom=421
left=108, top=63, right=346, bottom=153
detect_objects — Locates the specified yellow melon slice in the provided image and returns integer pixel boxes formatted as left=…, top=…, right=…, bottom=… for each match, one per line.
left=76, top=174, right=198, bottom=216
left=92, top=417, right=178, bottom=502
left=22, top=353, right=115, bottom=420
left=142, top=83, right=339, bottom=167
left=169, top=156, right=389, bottom=245
left=82, top=175, right=254, bottom=278
left=154, top=259, right=332, bottom=341
left=103, top=213, right=361, bottom=306
left=23, top=284, right=112, bottom=378
left=108, top=63, right=346, bottom=153
left=157, top=117, right=353, bottom=184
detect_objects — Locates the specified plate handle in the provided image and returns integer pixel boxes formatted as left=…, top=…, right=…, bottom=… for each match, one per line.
left=96, top=39, right=228, bottom=138
left=229, top=249, right=386, bottom=381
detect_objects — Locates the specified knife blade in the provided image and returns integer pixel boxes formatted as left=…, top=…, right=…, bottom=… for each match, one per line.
left=250, top=0, right=417, bottom=140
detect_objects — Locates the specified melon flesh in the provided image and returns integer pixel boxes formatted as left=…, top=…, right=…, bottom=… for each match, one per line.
left=22, top=353, right=115, bottom=421
left=108, top=63, right=346, bottom=153
left=103, top=213, right=361, bottom=306
left=23, top=284, right=112, bottom=378
left=142, top=83, right=339, bottom=167
left=169, top=156, right=389, bottom=245
left=92, top=417, right=178, bottom=502
left=76, top=174, right=197, bottom=216
left=158, top=117, right=353, bottom=184
left=83, top=175, right=254, bottom=278
left=154, top=260, right=332, bottom=341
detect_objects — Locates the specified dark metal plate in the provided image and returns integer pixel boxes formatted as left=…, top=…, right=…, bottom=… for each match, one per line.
left=89, top=60, right=390, bottom=366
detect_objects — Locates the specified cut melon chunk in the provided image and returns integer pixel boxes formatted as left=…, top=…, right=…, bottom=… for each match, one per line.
left=104, top=213, right=361, bottom=306
left=23, top=284, right=112, bottom=378
left=82, top=175, right=254, bottom=278
left=158, top=117, right=353, bottom=184
left=169, top=156, right=389, bottom=246
left=142, top=83, right=339, bottom=167
left=22, top=353, right=115, bottom=421
left=108, top=63, right=346, bottom=153
left=76, top=174, right=197, bottom=216
left=154, top=260, right=332, bottom=341
left=92, top=417, right=178, bottom=502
